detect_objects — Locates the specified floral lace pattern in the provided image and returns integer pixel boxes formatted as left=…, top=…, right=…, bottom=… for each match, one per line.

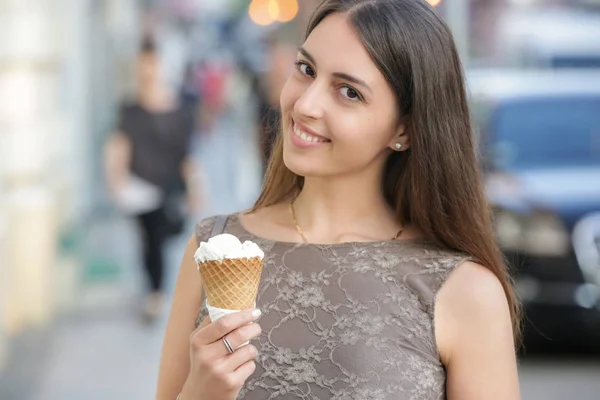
left=194, top=214, right=472, bottom=400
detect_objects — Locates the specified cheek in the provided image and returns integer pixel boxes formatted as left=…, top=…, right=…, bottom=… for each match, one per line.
left=280, top=78, right=299, bottom=114
left=333, top=114, right=391, bottom=153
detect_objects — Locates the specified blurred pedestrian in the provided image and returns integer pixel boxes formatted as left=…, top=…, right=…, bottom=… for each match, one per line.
left=195, top=57, right=231, bottom=134
left=157, top=1, right=521, bottom=399
left=104, top=37, right=202, bottom=323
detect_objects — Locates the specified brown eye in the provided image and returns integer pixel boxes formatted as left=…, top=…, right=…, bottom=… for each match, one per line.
left=340, top=86, right=362, bottom=102
left=295, top=61, right=315, bottom=77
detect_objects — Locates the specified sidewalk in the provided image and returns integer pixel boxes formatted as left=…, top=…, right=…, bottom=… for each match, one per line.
left=29, top=307, right=168, bottom=400
left=0, top=208, right=185, bottom=400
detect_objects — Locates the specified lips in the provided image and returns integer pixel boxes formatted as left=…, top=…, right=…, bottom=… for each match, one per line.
left=292, top=120, right=330, bottom=143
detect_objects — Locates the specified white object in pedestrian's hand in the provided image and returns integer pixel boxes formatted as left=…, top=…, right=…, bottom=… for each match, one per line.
left=113, top=175, right=163, bottom=215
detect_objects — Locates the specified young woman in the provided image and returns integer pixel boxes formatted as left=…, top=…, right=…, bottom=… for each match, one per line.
left=156, top=1, right=521, bottom=399
left=105, top=38, right=200, bottom=322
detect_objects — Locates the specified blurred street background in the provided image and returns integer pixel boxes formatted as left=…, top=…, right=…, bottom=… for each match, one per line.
left=1, top=0, right=600, bottom=399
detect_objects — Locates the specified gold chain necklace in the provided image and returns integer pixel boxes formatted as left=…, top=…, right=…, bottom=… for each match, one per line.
left=288, top=200, right=404, bottom=243
left=289, top=201, right=309, bottom=243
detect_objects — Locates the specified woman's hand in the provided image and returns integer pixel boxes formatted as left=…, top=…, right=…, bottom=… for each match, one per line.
left=179, top=308, right=262, bottom=400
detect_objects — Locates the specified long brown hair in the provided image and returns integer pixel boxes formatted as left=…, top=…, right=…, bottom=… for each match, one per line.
left=252, top=0, right=521, bottom=342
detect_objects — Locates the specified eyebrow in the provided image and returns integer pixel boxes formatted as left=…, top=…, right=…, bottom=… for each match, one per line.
left=298, top=46, right=372, bottom=94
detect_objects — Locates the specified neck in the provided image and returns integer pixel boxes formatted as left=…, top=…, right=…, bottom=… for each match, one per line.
left=291, top=170, right=400, bottom=242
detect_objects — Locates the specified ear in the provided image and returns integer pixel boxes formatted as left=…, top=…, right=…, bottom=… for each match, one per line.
left=388, top=119, right=410, bottom=152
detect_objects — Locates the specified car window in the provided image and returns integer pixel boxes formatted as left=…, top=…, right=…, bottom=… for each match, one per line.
left=550, top=55, right=600, bottom=69
left=488, top=97, right=600, bottom=170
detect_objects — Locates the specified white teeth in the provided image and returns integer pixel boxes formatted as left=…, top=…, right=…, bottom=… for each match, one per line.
left=293, top=122, right=325, bottom=143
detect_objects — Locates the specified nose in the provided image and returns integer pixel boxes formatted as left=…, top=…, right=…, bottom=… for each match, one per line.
left=293, top=80, right=325, bottom=120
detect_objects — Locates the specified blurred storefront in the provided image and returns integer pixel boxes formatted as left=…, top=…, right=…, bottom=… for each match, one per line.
left=0, top=0, right=142, bottom=371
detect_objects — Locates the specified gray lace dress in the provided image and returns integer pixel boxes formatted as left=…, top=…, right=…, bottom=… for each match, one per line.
left=194, top=214, right=472, bottom=400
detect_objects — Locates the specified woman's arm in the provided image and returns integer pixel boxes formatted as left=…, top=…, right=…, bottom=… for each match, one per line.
left=155, top=234, right=205, bottom=400
left=103, top=132, right=131, bottom=193
left=435, top=261, right=520, bottom=399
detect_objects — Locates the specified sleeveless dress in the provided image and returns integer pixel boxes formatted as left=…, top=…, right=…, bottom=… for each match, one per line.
left=194, top=214, right=473, bottom=400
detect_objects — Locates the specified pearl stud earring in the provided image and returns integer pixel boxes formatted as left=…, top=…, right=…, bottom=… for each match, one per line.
left=395, top=143, right=402, bottom=150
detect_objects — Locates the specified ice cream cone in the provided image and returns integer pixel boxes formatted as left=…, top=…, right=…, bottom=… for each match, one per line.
left=197, top=256, right=263, bottom=310
left=194, top=233, right=265, bottom=322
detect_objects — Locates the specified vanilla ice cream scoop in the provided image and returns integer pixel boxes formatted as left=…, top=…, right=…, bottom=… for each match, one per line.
left=194, top=233, right=264, bottom=263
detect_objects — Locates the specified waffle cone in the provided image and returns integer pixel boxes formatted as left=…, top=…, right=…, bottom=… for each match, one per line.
left=197, top=256, right=263, bottom=310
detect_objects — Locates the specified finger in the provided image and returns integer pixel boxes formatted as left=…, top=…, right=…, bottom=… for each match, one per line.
left=223, top=344, right=258, bottom=371
left=199, top=322, right=262, bottom=360
left=196, top=308, right=261, bottom=344
left=190, top=315, right=211, bottom=339
left=196, top=315, right=211, bottom=330
left=223, top=322, right=262, bottom=350
left=230, top=359, right=257, bottom=384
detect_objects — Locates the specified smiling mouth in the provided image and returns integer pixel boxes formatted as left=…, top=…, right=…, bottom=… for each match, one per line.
left=292, top=121, right=330, bottom=143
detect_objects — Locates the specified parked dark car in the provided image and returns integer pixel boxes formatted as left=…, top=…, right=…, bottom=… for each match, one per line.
left=467, top=69, right=600, bottom=351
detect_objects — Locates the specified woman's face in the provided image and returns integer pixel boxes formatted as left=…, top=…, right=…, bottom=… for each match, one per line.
left=280, top=12, right=406, bottom=179
left=137, top=52, right=160, bottom=86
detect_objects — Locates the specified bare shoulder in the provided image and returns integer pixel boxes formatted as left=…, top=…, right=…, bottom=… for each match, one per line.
left=435, top=261, right=519, bottom=399
left=441, top=261, right=509, bottom=315
left=435, top=261, right=513, bottom=362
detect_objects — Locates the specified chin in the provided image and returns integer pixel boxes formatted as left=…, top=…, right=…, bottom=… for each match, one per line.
left=282, top=150, right=309, bottom=177
left=282, top=149, right=328, bottom=178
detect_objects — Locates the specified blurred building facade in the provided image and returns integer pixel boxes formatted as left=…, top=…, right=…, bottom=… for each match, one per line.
left=0, top=0, right=143, bottom=371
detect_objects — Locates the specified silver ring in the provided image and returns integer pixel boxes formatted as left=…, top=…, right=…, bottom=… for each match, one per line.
left=222, top=336, right=235, bottom=354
